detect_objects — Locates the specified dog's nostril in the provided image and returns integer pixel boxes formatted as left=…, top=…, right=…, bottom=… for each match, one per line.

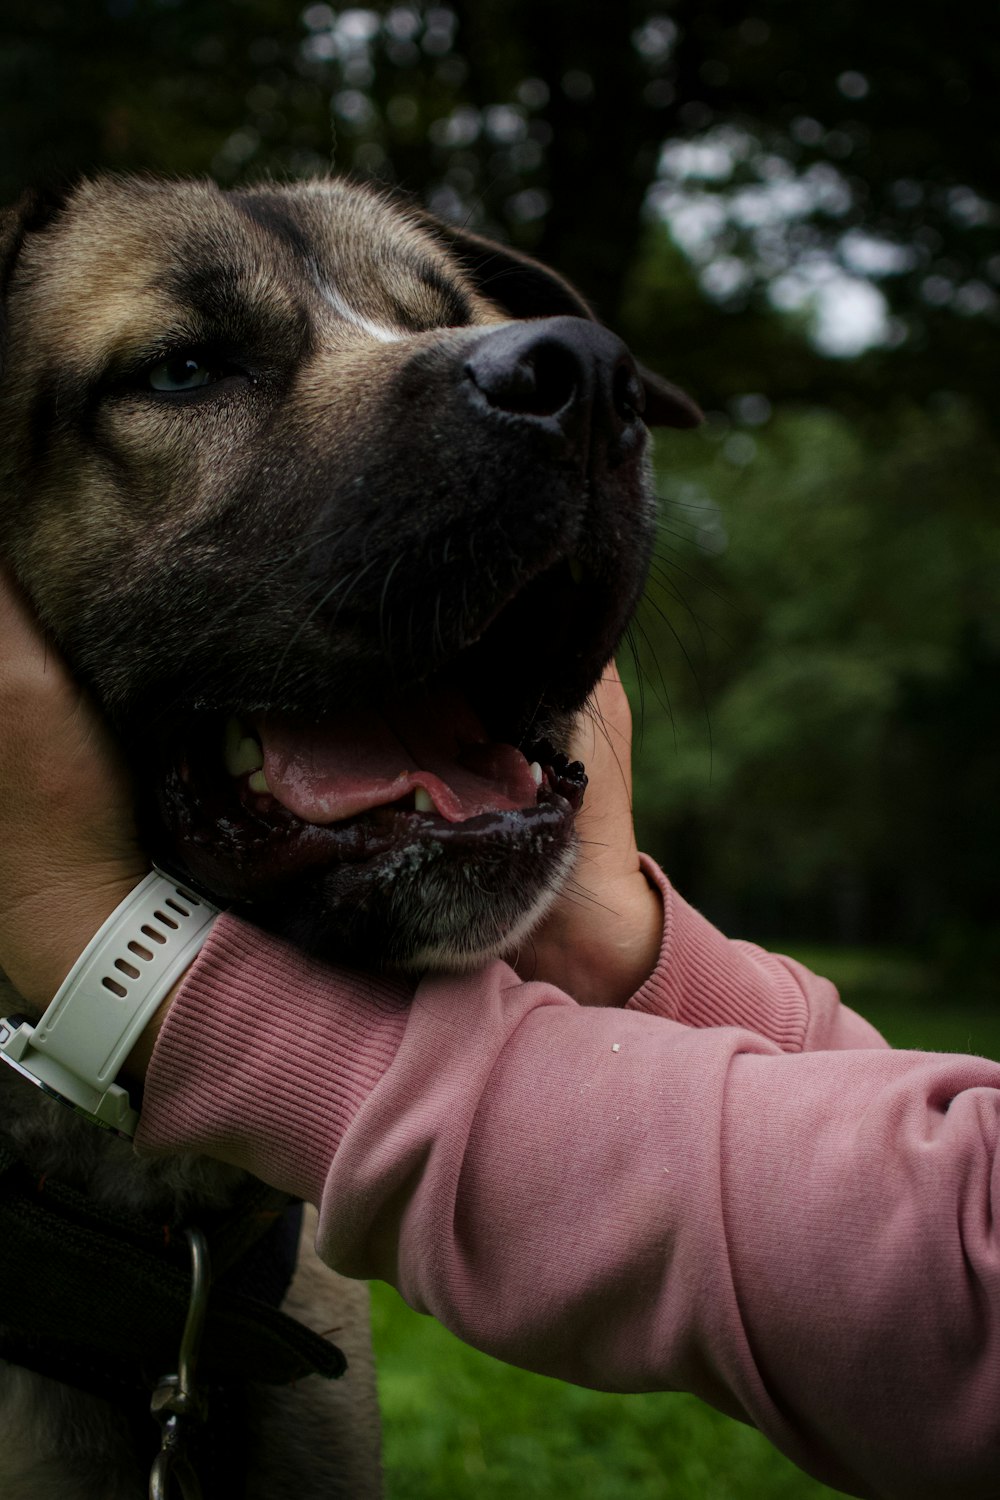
left=466, top=340, right=580, bottom=418
left=613, top=363, right=645, bottom=423
left=462, top=316, right=647, bottom=452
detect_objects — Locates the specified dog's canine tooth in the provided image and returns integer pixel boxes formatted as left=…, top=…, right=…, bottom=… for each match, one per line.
left=414, top=787, right=434, bottom=813
left=223, top=716, right=264, bottom=776
left=248, top=768, right=271, bottom=794
left=529, top=761, right=543, bottom=786
left=568, top=557, right=585, bottom=585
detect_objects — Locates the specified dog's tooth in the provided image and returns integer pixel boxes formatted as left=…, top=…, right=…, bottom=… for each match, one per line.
left=223, top=716, right=264, bottom=776
left=568, top=557, right=585, bottom=585
left=236, top=737, right=264, bottom=773
left=529, top=761, right=543, bottom=786
left=414, top=787, right=435, bottom=813
left=248, top=769, right=271, bottom=794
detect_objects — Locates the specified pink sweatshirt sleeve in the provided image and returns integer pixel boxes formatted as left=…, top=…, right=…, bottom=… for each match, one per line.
left=135, top=867, right=1000, bottom=1500
left=631, top=856, right=883, bottom=1051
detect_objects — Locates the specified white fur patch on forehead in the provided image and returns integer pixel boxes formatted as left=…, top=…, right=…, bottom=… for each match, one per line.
left=317, top=277, right=406, bottom=343
left=263, top=178, right=490, bottom=333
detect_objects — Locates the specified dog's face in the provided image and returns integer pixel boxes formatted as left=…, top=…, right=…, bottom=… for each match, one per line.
left=0, top=176, right=697, bottom=968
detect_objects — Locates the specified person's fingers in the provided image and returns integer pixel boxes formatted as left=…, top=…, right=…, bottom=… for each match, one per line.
left=0, top=566, right=146, bottom=1006
left=569, top=660, right=639, bottom=880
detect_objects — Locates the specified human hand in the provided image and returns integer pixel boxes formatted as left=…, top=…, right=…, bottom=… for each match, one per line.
left=0, top=568, right=146, bottom=1013
left=509, top=661, right=662, bottom=1007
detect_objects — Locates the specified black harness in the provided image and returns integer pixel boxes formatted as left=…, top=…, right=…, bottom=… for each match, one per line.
left=0, top=1145, right=346, bottom=1496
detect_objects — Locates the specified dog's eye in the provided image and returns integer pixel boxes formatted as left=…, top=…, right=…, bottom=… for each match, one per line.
left=146, top=355, right=219, bottom=393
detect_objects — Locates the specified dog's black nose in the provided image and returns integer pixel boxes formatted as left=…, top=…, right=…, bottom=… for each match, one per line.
left=463, top=315, right=645, bottom=455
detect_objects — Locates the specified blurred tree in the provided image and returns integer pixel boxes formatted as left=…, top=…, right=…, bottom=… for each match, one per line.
left=632, top=397, right=1000, bottom=967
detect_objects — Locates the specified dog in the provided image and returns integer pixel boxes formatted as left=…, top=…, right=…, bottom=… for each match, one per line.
left=0, top=175, right=699, bottom=1498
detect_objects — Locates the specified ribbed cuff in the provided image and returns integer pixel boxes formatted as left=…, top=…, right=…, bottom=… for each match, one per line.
left=628, top=857, right=809, bottom=1052
left=134, top=913, right=411, bottom=1204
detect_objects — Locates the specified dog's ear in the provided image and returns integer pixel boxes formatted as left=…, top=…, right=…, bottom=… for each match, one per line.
left=418, top=214, right=702, bottom=430
left=0, top=186, right=71, bottom=379
left=631, top=359, right=703, bottom=430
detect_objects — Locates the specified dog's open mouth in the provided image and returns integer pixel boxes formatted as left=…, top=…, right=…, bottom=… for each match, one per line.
left=152, top=557, right=597, bottom=907
left=244, top=692, right=570, bottom=824
left=157, top=700, right=586, bottom=907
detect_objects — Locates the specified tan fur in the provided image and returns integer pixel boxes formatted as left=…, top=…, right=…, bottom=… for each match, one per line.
left=0, top=178, right=500, bottom=641
left=245, top=1211, right=382, bottom=1499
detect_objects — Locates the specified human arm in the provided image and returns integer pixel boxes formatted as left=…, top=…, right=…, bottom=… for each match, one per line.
left=135, top=907, right=1000, bottom=1500
left=508, top=660, right=663, bottom=1008
left=510, top=658, right=879, bottom=1049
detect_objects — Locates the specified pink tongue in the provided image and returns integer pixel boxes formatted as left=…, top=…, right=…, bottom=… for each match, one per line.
left=259, top=689, right=538, bottom=825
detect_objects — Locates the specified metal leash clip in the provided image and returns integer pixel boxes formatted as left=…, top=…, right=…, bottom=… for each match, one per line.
left=149, top=1227, right=212, bottom=1500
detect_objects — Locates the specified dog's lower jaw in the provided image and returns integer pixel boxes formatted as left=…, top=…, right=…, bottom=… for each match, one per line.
left=401, top=841, right=577, bottom=973
left=149, top=715, right=588, bottom=971
left=226, top=795, right=582, bottom=973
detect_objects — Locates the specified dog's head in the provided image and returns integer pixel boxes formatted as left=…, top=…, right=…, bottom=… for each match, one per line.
left=0, top=176, right=698, bottom=968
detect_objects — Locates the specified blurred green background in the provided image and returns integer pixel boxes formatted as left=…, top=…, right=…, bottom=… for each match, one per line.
left=2, top=2, right=997, bottom=1493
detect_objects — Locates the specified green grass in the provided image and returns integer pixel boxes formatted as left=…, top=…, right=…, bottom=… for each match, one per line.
left=785, top=944, right=1000, bottom=1059
left=370, top=1282, right=846, bottom=1500
left=370, top=948, right=997, bottom=1499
